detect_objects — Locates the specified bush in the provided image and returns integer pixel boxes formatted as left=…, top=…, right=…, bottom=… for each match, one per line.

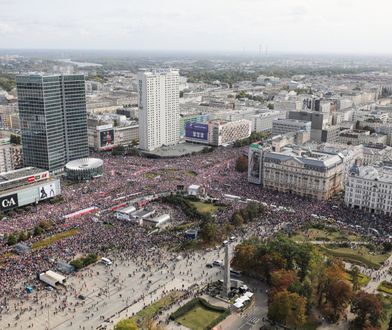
left=70, top=259, right=84, bottom=270
left=7, top=234, right=17, bottom=246
left=33, top=226, right=44, bottom=237
left=70, top=253, right=98, bottom=271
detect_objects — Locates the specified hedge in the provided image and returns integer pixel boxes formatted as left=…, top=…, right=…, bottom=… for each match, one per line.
left=170, top=298, right=199, bottom=320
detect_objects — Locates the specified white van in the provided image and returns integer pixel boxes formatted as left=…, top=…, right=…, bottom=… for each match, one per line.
left=100, top=257, right=112, bottom=266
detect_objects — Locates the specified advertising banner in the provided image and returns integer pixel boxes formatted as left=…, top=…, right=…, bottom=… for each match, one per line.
left=185, top=123, right=209, bottom=141
left=0, top=193, right=18, bottom=211
left=99, top=129, right=115, bottom=149
left=39, top=183, right=57, bottom=200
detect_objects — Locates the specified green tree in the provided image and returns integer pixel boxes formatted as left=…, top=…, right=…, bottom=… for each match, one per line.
left=351, top=266, right=360, bottom=292
left=112, top=145, right=125, bottom=156
left=10, top=134, right=21, bottom=145
left=18, top=231, right=28, bottom=242
left=296, top=245, right=313, bottom=281
left=7, top=233, right=17, bottom=246
left=114, top=318, right=138, bottom=330
left=199, top=219, right=217, bottom=243
left=231, top=211, right=244, bottom=226
left=70, top=259, right=84, bottom=270
left=33, top=225, right=44, bottom=236
left=268, top=290, right=307, bottom=327
left=267, top=103, right=274, bottom=110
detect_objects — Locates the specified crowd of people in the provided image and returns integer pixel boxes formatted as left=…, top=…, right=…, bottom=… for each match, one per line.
left=0, top=145, right=390, bottom=327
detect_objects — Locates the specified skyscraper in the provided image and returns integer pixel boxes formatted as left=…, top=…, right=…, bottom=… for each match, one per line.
left=138, top=69, right=179, bottom=151
left=16, top=74, right=89, bottom=172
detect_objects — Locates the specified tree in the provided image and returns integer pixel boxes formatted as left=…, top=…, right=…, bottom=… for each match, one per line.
left=317, top=261, right=352, bottom=321
left=7, top=233, right=17, bottom=246
left=351, top=266, right=360, bottom=292
left=33, top=225, right=44, bottom=236
left=259, top=252, right=287, bottom=284
left=267, top=103, right=274, bottom=110
left=351, top=292, right=383, bottom=329
left=231, top=211, right=244, bottom=226
left=296, top=245, right=313, bottom=281
left=325, top=279, right=352, bottom=320
left=235, top=156, right=248, bottom=173
left=199, top=219, right=217, bottom=243
left=271, top=269, right=297, bottom=292
left=114, top=319, right=138, bottom=330
left=112, top=145, right=125, bottom=156
left=232, top=243, right=258, bottom=272
left=268, top=290, right=307, bottom=327
left=18, top=231, right=28, bottom=242
left=10, top=134, right=21, bottom=145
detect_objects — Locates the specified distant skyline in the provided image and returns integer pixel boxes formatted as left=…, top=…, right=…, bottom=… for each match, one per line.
left=1, top=0, right=392, bottom=54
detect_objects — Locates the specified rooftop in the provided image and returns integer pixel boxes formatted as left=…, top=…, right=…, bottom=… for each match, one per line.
left=65, top=158, right=103, bottom=171
left=0, top=167, right=47, bottom=183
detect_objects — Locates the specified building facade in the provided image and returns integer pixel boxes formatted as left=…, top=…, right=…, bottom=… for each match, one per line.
left=0, top=139, right=23, bottom=172
left=272, top=119, right=311, bottom=137
left=248, top=146, right=344, bottom=200
left=208, top=119, right=251, bottom=146
left=345, top=162, right=392, bottom=215
left=338, top=130, right=388, bottom=146
left=16, top=74, right=89, bottom=172
left=138, top=69, right=180, bottom=151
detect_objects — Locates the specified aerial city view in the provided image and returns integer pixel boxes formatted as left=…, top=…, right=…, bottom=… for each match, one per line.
left=1, top=1, right=392, bottom=330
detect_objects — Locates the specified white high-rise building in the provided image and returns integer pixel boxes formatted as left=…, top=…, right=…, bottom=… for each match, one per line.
left=138, top=69, right=180, bottom=151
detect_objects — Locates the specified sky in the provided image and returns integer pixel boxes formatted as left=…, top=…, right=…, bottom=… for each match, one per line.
left=0, top=0, right=392, bottom=54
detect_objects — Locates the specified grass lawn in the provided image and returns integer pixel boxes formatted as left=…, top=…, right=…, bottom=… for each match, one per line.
left=176, top=305, right=223, bottom=330
left=292, top=227, right=362, bottom=243
left=378, top=281, right=392, bottom=295
left=320, top=246, right=389, bottom=269
left=131, top=291, right=181, bottom=324
left=32, top=229, right=80, bottom=250
left=144, top=172, right=158, bottom=179
left=185, top=170, right=198, bottom=177
left=189, top=201, right=220, bottom=215
left=347, top=272, right=371, bottom=287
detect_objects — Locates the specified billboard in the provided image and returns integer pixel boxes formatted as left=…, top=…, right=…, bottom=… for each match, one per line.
left=185, top=123, right=209, bottom=142
left=0, top=193, right=18, bottom=211
left=39, top=183, right=58, bottom=200
left=248, top=148, right=263, bottom=185
left=99, top=129, right=115, bottom=149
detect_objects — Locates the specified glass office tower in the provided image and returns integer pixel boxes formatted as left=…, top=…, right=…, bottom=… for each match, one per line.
left=16, top=74, right=89, bottom=172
